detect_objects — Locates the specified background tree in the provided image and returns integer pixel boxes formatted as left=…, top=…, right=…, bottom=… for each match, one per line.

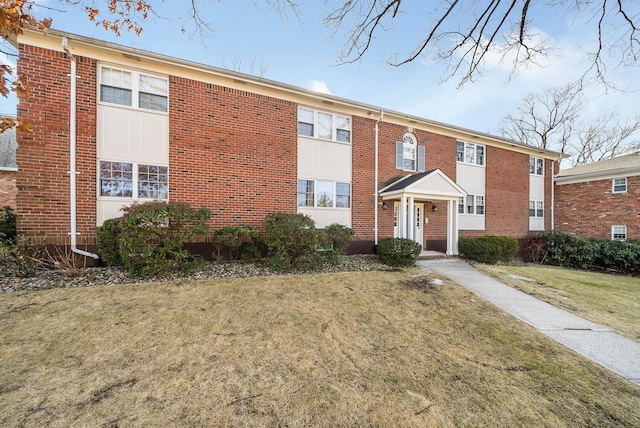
left=499, top=84, right=640, bottom=166
left=323, top=0, right=640, bottom=86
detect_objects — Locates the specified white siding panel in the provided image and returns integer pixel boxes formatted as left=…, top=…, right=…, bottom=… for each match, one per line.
left=139, top=114, right=169, bottom=162
left=298, top=138, right=351, bottom=182
left=298, top=208, right=351, bottom=229
left=459, top=215, right=485, bottom=230
left=96, top=200, right=133, bottom=226
left=98, top=105, right=168, bottom=164
left=456, top=163, right=485, bottom=195
left=529, top=217, right=545, bottom=231
left=530, top=175, right=545, bottom=200
left=98, top=108, right=131, bottom=158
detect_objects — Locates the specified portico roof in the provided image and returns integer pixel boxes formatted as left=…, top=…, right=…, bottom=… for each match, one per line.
left=379, top=169, right=467, bottom=200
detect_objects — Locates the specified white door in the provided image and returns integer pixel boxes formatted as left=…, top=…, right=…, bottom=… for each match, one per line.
left=393, top=202, right=424, bottom=248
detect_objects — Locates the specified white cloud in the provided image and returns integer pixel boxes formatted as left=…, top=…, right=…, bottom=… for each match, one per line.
left=308, top=80, right=332, bottom=94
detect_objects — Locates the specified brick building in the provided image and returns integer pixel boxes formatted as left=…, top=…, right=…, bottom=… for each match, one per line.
left=555, top=153, right=640, bottom=241
left=11, top=28, right=561, bottom=257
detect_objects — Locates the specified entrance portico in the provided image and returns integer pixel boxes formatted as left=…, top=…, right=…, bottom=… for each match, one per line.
left=379, top=169, right=466, bottom=256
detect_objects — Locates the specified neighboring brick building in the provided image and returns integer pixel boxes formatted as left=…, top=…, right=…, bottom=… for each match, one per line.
left=11, top=28, right=561, bottom=257
left=0, top=120, right=18, bottom=210
left=555, top=152, right=640, bottom=241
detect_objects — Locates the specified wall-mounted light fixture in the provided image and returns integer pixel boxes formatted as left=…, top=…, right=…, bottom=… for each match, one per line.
left=432, top=205, right=438, bottom=212
left=381, top=202, right=388, bottom=210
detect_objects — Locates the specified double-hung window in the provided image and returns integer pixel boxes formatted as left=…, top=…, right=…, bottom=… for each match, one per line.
left=297, top=179, right=351, bottom=208
left=297, top=108, right=351, bottom=143
left=100, top=66, right=168, bottom=113
left=612, top=178, right=627, bottom=193
left=612, top=225, right=627, bottom=241
left=529, top=200, right=544, bottom=218
left=99, top=161, right=168, bottom=200
left=396, top=133, right=425, bottom=172
left=457, top=142, right=485, bottom=166
left=460, top=195, right=485, bottom=215
left=529, top=157, right=544, bottom=176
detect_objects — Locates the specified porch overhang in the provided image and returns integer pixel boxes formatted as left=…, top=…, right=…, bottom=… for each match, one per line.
left=379, top=169, right=466, bottom=256
left=379, top=169, right=467, bottom=201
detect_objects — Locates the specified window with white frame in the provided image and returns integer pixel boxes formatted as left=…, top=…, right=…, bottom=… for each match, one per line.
left=297, top=179, right=351, bottom=208
left=456, top=141, right=485, bottom=166
left=612, top=177, right=627, bottom=193
left=297, top=107, right=351, bottom=143
left=396, top=133, right=425, bottom=172
left=460, top=194, right=485, bottom=215
left=612, top=225, right=627, bottom=241
left=99, top=161, right=168, bottom=200
left=529, top=200, right=544, bottom=218
left=529, top=156, right=544, bottom=176
left=100, top=66, right=168, bottom=113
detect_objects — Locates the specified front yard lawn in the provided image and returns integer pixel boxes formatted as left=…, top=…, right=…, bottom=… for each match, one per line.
left=1, top=270, right=639, bottom=426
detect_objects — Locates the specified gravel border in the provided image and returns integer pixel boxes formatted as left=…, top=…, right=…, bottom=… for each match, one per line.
left=1, top=255, right=391, bottom=292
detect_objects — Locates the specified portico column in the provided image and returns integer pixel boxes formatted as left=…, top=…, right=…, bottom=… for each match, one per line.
left=407, top=196, right=415, bottom=241
left=400, top=194, right=407, bottom=239
left=447, top=199, right=454, bottom=255
left=452, top=198, right=460, bottom=255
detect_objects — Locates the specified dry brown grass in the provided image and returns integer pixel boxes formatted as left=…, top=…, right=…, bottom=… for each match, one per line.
left=1, top=270, right=639, bottom=427
left=476, top=264, right=640, bottom=341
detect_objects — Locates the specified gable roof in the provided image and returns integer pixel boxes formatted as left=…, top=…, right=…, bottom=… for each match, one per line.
left=380, top=169, right=466, bottom=200
left=12, top=28, right=565, bottom=161
left=556, top=152, right=640, bottom=183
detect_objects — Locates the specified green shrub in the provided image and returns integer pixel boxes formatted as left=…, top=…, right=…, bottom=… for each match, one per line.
left=525, top=231, right=640, bottom=275
left=212, top=225, right=261, bottom=261
left=459, top=235, right=518, bottom=264
left=323, top=223, right=354, bottom=255
left=96, top=218, right=123, bottom=267
left=0, top=206, right=17, bottom=244
left=0, top=236, right=46, bottom=277
left=377, top=237, right=422, bottom=267
left=263, top=213, right=318, bottom=271
left=118, top=202, right=211, bottom=277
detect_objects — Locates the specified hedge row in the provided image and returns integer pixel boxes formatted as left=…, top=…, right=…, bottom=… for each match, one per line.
left=458, top=235, right=519, bottom=264
left=524, top=230, right=640, bottom=275
left=97, top=203, right=358, bottom=276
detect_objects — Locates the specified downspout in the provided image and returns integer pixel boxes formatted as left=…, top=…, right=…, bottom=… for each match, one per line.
left=373, top=110, right=384, bottom=247
left=63, top=37, right=99, bottom=259
left=550, top=155, right=560, bottom=231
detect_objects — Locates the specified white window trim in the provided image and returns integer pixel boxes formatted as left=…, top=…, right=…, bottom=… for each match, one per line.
left=456, top=141, right=485, bottom=167
left=612, top=177, right=627, bottom=193
left=98, top=64, right=169, bottom=114
left=529, top=156, right=545, bottom=176
left=529, top=200, right=544, bottom=218
left=297, top=179, right=351, bottom=209
left=98, top=160, right=169, bottom=201
left=612, top=225, right=627, bottom=241
left=460, top=194, right=485, bottom=215
left=297, top=107, right=351, bottom=144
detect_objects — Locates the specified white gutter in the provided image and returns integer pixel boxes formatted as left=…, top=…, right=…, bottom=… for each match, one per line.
left=374, top=110, right=384, bottom=246
left=63, top=37, right=99, bottom=259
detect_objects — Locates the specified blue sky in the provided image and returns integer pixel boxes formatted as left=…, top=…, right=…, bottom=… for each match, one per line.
left=1, top=1, right=638, bottom=138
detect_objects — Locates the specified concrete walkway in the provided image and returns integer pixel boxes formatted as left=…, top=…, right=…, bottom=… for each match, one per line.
left=417, top=258, right=640, bottom=386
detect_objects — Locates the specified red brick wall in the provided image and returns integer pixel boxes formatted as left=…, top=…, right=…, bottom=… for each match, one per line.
left=168, top=77, right=297, bottom=229
left=482, top=146, right=531, bottom=239
left=555, top=175, right=640, bottom=240
left=0, top=171, right=17, bottom=209
left=16, top=45, right=97, bottom=245
left=351, top=120, right=455, bottom=244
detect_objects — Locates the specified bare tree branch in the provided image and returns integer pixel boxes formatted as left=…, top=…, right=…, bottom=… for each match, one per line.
left=500, top=83, right=640, bottom=165
left=322, top=0, right=640, bottom=86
